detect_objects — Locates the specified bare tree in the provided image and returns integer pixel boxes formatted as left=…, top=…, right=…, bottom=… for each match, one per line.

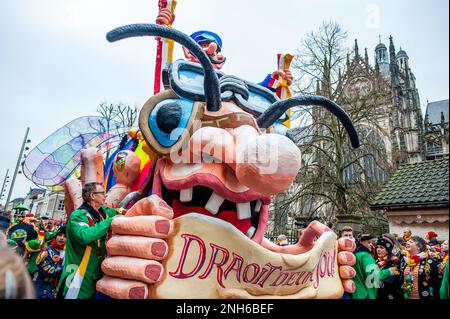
left=113, top=103, right=138, bottom=128
left=97, top=102, right=137, bottom=163
left=277, top=22, right=394, bottom=235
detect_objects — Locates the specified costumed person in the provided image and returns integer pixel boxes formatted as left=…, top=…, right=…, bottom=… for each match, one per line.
left=425, top=231, right=440, bottom=252
left=352, top=234, right=399, bottom=299
left=6, top=216, right=45, bottom=278
left=0, top=214, right=10, bottom=233
left=375, top=234, right=402, bottom=299
left=440, top=261, right=449, bottom=299
left=0, top=233, right=36, bottom=299
left=402, top=228, right=412, bottom=242
left=400, top=236, right=441, bottom=299
left=57, top=182, right=121, bottom=299
left=33, top=226, right=66, bottom=299
left=438, top=239, right=448, bottom=280
left=275, top=234, right=289, bottom=246
left=338, top=226, right=354, bottom=240
left=155, top=8, right=293, bottom=86
left=396, top=237, right=406, bottom=255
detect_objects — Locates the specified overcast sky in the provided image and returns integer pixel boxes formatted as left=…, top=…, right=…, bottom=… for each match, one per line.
left=0, top=0, right=448, bottom=203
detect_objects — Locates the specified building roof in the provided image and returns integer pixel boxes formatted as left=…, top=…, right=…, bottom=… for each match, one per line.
left=396, top=49, right=408, bottom=58
left=426, top=99, right=449, bottom=125
left=370, top=158, right=449, bottom=210
left=375, top=43, right=387, bottom=51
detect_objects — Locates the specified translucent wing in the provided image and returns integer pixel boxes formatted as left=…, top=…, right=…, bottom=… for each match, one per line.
left=23, top=116, right=131, bottom=186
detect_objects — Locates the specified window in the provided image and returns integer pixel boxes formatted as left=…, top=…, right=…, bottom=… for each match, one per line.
left=58, top=199, right=65, bottom=211
left=47, top=198, right=55, bottom=213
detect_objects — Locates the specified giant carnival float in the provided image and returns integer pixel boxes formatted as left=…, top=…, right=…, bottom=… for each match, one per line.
left=21, top=1, right=360, bottom=299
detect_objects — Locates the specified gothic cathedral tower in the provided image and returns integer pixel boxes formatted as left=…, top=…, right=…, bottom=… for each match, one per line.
left=387, top=36, right=425, bottom=164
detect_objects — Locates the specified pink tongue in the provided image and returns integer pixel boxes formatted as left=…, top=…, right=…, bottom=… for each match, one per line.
left=172, top=199, right=252, bottom=235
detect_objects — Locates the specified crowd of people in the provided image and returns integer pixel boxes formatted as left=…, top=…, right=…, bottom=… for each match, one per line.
left=1, top=196, right=449, bottom=300
left=0, top=212, right=67, bottom=299
left=337, top=226, right=449, bottom=299
left=0, top=182, right=122, bottom=299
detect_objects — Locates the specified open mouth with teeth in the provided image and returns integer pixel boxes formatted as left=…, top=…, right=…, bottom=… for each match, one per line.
left=151, top=158, right=271, bottom=244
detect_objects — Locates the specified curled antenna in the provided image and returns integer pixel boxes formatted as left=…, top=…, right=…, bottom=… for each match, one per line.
left=257, top=95, right=360, bottom=148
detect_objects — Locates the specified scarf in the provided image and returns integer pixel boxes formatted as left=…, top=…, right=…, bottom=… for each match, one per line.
left=376, top=255, right=399, bottom=269
left=404, top=251, right=428, bottom=267
left=50, top=238, right=65, bottom=252
left=79, top=202, right=106, bottom=223
left=376, top=256, right=388, bottom=269
left=403, top=234, right=412, bottom=242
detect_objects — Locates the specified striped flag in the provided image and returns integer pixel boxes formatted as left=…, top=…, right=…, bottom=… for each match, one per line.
left=154, top=0, right=177, bottom=95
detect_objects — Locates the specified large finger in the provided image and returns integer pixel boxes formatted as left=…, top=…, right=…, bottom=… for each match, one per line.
left=96, top=276, right=148, bottom=299
left=63, top=175, right=82, bottom=220
left=80, top=147, right=104, bottom=185
left=107, top=235, right=168, bottom=260
left=342, top=279, right=356, bottom=293
left=102, top=256, right=163, bottom=284
left=337, top=251, right=356, bottom=266
left=338, top=237, right=356, bottom=252
left=112, top=215, right=173, bottom=238
left=339, top=265, right=356, bottom=279
left=298, top=221, right=331, bottom=247
left=126, top=194, right=173, bottom=219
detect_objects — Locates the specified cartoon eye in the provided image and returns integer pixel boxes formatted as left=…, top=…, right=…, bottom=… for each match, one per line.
left=140, top=90, right=202, bottom=155
left=148, top=98, right=195, bottom=148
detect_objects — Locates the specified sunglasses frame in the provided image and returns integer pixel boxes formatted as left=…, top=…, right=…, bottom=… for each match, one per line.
left=167, top=60, right=287, bottom=121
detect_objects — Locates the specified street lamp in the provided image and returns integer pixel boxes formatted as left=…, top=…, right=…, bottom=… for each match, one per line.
left=1, top=169, right=11, bottom=208
left=5, top=127, right=31, bottom=218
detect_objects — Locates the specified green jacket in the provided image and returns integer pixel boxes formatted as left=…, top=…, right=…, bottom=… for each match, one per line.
left=441, top=262, right=449, bottom=299
left=352, top=245, right=393, bottom=299
left=57, top=203, right=119, bottom=299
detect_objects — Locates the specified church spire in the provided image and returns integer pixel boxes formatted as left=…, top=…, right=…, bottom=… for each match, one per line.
left=389, top=36, right=396, bottom=66
left=354, top=39, right=359, bottom=59
left=364, top=48, right=369, bottom=66
left=389, top=35, right=399, bottom=80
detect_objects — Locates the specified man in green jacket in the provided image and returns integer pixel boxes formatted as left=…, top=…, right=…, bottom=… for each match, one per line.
left=57, top=182, right=121, bottom=299
left=352, top=234, right=399, bottom=299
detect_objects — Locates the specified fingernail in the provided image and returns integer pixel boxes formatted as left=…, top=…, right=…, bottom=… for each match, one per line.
left=345, top=239, right=353, bottom=248
left=155, top=220, right=171, bottom=234
left=346, top=253, right=354, bottom=262
left=145, top=264, right=162, bottom=282
left=129, top=286, right=146, bottom=299
left=151, top=242, right=167, bottom=258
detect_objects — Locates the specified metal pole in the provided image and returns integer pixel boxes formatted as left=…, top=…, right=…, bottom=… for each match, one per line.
left=0, top=168, right=10, bottom=207
left=6, top=127, right=30, bottom=214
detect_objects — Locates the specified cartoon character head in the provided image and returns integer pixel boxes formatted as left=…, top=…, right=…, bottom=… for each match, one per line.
left=106, top=24, right=359, bottom=244
left=183, top=30, right=226, bottom=69
left=113, top=150, right=141, bottom=186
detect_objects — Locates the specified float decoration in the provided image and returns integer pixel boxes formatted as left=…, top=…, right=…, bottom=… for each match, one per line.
left=22, top=116, right=130, bottom=187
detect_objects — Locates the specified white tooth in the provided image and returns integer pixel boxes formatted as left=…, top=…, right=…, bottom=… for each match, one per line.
left=205, top=192, right=225, bottom=215
left=254, top=200, right=262, bottom=213
left=237, top=202, right=251, bottom=220
left=246, top=226, right=256, bottom=238
left=180, top=188, right=193, bottom=202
